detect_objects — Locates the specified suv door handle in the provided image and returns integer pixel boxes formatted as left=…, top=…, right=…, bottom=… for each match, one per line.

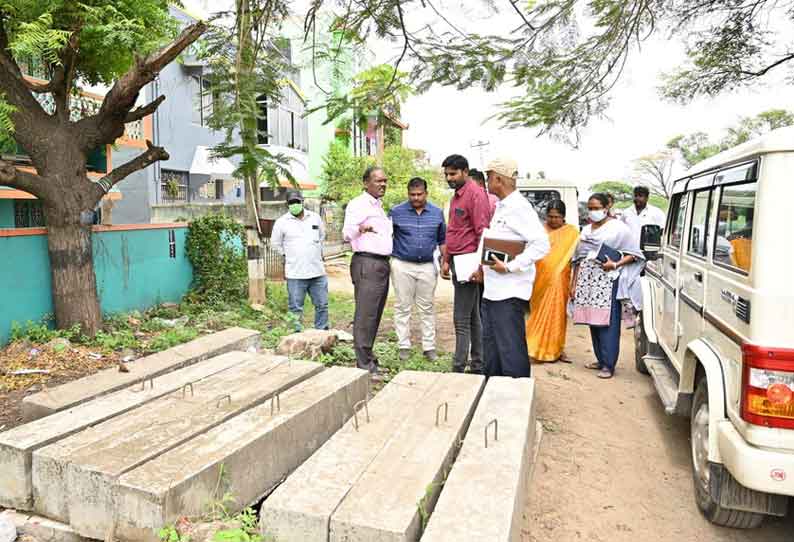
left=670, top=261, right=677, bottom=270
left=694, top=271, right=703, bottom=283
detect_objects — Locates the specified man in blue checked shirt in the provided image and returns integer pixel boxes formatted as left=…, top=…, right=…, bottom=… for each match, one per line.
left=388, top=177, right=447, bottom=361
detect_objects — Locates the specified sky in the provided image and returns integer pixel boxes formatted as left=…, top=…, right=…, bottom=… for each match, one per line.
left=183, top=0, right=793, bottom=192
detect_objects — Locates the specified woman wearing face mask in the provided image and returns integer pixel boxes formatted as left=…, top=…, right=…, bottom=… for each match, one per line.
left=570, top=193, right=644, bottom=379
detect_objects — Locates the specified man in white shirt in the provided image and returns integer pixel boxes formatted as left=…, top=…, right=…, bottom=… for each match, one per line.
left=476, top=157, right=550, bottom=378
left=621, top=185, right=666, bottom=242
left=270, top=190, right=328, bottom=331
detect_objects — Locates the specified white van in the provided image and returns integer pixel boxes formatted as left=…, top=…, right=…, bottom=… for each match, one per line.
left=515, top=179, right=580, bottom=227
left=637, top=126, right=794, bottom=528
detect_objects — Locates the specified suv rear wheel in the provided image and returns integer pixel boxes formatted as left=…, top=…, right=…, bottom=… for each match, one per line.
left=691, top=378, right=765, bottom=528
left=634, top=311, right=649, bottom=375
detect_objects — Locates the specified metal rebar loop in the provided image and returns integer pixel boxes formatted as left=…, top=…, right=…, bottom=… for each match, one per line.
left=215, top=394, right=231, bottom=408
left=270, top=393, right=281, bottom=415
left=484, top=418, right=499, bottom=448
left=435, top=402, right=449, bottom=427
left=138, top=377, right=154, bottom=391
left=181, top=382, right=194, bottom=398
left=353, top=399, right=370, bottom=431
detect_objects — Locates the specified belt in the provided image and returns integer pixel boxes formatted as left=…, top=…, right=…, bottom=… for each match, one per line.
left=354, top=252, right=390, bottom=261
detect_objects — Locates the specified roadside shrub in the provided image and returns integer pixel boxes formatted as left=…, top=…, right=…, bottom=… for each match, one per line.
left=185, top=214, right=247, bottom=305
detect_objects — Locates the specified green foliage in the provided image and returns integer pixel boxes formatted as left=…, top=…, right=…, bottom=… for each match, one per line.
left=148, top=327, right=199, bottom=352
left=10, top=319, right=83, bottom=344
left=185, top=215, right=247, bottom=305
left=0, top=0, right=178, bottom=86
left=158, top=525, right=188, bottom=542
left=0, top=93, right=17, bottom=149
left=667, top=109, right=794, bottom=168
left=93, top=329, right=139, bottom=352
left=321, top=144, right=449, bottom=211
left=589, top=181, right=632, bottom=202
left=311, top=64, right=413, bottom=127
left=212, top=507, right=262, bottom=542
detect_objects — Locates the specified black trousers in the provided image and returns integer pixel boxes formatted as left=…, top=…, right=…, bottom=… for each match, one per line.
left=482, top=297, right=531, bottom=378
left=451, top=262, right=483, bottom=373
left=351, top=253, right=390, bottom=371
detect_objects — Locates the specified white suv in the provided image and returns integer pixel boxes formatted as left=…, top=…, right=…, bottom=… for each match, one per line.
left=637, top=126, right=794, bottom=528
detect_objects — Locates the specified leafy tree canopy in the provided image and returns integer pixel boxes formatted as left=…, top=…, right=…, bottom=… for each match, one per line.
left=321, top=142, right=449, bottom=211
left=301, top=0, right=794, bottom=140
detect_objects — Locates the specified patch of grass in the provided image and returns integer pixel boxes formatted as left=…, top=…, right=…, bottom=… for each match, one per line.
left=93, top=330, right=140, bottom=353
left=147, top=327, right=200, bottom=352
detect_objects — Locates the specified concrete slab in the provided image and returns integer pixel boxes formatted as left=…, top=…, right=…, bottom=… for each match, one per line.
left=21, top=327, right=261, bottom=422
left=260, top=371, right=442, bottom=542
left=329, top=372, right=485, bottom=542
left=0, top=350, right=255, bottom=511
left=114, top=367, right=369, bottom=542
left=32, top=355, right=319, bottom=527
left=0, top=510, right=89, bottom=542
left=420, top=377, right=537, bottom=542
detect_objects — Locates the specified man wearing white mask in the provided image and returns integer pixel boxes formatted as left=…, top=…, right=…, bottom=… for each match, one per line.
left=476, top=157, right=550, bottom=378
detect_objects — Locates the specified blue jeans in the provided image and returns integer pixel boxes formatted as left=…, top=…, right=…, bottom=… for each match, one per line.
left=589, top=281, right=621, bottom=373
left=481, top=297, right=530, bottom=378
left=286, top=276, right=329, bottom=331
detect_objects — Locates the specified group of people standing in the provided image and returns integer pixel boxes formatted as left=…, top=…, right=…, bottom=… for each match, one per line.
left=271, top=154, right=666, bottom=381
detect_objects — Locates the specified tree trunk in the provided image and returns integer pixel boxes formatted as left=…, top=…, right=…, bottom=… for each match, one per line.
left=239, top=0, right=266, bottom=305
left=45, top=214, right=102, bottom=336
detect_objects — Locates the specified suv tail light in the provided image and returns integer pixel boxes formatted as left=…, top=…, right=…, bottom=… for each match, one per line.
left=741, top=344, right=794, bottom=429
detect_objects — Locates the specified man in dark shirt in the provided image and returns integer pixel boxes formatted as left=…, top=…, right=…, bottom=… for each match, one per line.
left=440, top=154, right=491, bottom=373
left=389, top=177, right=447, bottom=361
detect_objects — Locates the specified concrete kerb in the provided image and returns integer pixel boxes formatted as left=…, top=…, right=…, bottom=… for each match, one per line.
left=329, top=373, right=485, bottom=542
left=0, top=350, right=256, bottom=511
left=114, top=367, right=370, bottom=542
left=420, top=377, right=537, bottom=542
left=260, top=371, right=443, bottom=542
left=21, top=327, right=261, bottom=422
left=31, top=355, right=317, bottom=528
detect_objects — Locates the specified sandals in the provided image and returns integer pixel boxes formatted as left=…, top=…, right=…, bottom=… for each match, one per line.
left=585, top=362, right=601, bottom=370
left=597, top=368, right=614, bottom=379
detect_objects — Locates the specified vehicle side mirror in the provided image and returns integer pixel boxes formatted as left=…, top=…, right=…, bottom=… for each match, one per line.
left=640, top=224, right=662, bottom=261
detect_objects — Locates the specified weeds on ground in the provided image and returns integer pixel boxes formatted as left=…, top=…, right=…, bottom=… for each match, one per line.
left=318, top=330, right=452, bottom=382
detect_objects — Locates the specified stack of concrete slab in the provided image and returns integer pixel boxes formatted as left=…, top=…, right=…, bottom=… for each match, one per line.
left=421, top=377, right=537, bottom=542
left=34, top=354, right=323, bottom=533
left=114, top=367, right=369, bottom=542
left=21, top=326, right=261, bottom=422
left=261, top=371, right=487, bottom=542
left=0, top=327, right=373, bottom=542
left=0, top=349, right=260, bottom=511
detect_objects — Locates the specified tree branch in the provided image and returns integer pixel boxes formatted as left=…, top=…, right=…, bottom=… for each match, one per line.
left=125, top=95, right=166, bottom=123
left=92, top=140, right=168, bottom=198
left=80, top=22, right=207, bottom=151
left=0, top=160, right=46, bottom=198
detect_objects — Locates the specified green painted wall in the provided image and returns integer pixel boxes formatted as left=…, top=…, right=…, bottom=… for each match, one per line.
left=0, top=199, right=15, bottom=227
left=0, top=226, right=193, bottom=344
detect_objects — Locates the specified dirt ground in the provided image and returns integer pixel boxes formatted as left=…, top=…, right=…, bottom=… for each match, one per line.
left=328, top=260, right=794, bottom=541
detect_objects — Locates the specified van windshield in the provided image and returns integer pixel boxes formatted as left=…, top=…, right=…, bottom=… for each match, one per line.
left=519, top=190, right=562, bottom=221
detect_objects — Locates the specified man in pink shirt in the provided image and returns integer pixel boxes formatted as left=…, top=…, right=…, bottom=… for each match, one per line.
left=343, top=166, right=393, bottom=374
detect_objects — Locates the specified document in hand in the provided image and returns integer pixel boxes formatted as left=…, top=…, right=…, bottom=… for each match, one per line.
left=452, top=252, right=481, bottom=282
left=481, top=237, right=526, bottom=266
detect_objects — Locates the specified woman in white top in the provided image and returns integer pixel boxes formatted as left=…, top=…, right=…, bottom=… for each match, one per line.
left=571, top=193, right=644, bottom=379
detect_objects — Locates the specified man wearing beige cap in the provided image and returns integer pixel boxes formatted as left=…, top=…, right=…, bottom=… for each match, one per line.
left=478, top=157, right=550, bottom=378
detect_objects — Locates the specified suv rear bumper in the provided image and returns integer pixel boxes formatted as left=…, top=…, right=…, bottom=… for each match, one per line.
left=717, top=420, right=794, bottom=496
